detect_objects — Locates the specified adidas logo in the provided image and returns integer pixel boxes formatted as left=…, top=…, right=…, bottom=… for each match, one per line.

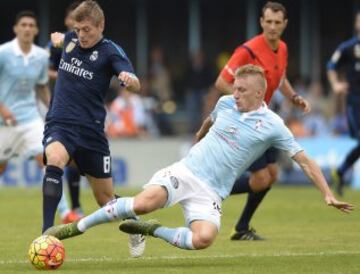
left=46, top=178, right=59, bottom=184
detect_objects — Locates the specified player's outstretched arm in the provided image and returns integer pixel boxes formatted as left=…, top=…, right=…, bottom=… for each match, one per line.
left=327, top=69, right=349, bottom=95
left=280, top=78, right=311, bottom=113
left=215, top=75, right=233, bottom=95
left=0, top=103, right=16, bottom=126
left=50, top=32, right=65, bottom=48
left=118, top=71, right=141, bottom=93
left=292, top=151, right=354, bottom=213
left=194, top=116, right=213, bottom=143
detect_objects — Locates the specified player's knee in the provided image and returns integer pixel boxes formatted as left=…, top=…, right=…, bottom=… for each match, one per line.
left=251, top=171, right=272, bottom=191
left=192, top=232, right=215, bottom=249
left=45, top=153, right=67, bottom=169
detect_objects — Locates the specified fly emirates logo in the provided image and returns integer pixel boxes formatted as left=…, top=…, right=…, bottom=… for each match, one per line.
left=59, top=57, right=94, bottom=80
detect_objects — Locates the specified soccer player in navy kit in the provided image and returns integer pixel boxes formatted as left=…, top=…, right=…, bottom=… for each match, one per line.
left=42, top=0, right=144, bottom=257
left=327, top=11, right=360, bottom=196
left=48, top=1, right=84, bottom=224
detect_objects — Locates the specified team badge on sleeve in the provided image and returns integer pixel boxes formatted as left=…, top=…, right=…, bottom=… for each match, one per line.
left=354, top=45, right=360, bottom=58
left=331, top=50, right=341, bottom=63
left=65, top=41, right=76, bottom=53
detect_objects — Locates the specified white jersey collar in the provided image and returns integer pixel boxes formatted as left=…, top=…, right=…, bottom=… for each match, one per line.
left=12, top=38, right=36, bottom=58
left=236, top=101, right=268, bottom=115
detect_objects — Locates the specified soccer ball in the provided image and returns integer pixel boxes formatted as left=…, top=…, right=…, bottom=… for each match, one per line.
left=28, top=235, right=65, bottom=270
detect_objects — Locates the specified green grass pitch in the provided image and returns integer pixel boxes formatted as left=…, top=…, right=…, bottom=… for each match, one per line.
left=0, top=186, right=359, bottom=274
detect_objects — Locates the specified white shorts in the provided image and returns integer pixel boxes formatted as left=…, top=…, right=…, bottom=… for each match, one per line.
left=144, top=161, right=222, bottom=230
left=0, top=118, right=44, bottom=162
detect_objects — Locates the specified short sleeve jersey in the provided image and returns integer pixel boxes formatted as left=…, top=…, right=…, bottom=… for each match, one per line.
left=327, top=37, right=360, bottom=97
left=220, top=34, right=288, bottom=104
left=46, top=31, right=135, bottom=131
left=0, top=39, right=48, bottom=125
left=182, top=95, right=303, bottom=199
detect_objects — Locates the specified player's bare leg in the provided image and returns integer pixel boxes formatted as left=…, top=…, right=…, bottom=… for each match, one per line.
left=86, top=175, right=146, bottom=258
left=120, top=186, right=218, bottom=250
left=86, top=175, right=114, bottom=206
left=132, top=185, right=168, bottom=214
left=120, top=219, right=218, bottom=250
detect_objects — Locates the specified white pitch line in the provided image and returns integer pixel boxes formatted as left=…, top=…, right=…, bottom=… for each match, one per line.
left=2, top=250, right=360, bottom=265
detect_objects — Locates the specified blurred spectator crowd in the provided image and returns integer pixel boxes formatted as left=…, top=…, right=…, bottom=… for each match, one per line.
left=270, top=77, right=348, bottom=138
left=101, top=46, right=349, bottom=139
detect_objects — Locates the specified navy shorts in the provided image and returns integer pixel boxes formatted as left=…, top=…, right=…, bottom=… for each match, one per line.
left=247, top=147, right=279, bottom=172
left=346, top=100, right=360, bottom=139
left=43, top=122, right=112, bottom=178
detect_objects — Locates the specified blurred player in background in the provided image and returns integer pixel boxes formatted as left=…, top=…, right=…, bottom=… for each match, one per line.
left=214, top=1, right=310, bottom=240
left=327, top=11, right=360, bottom=196
left=44, top=65, right=353, bottom=253
left=48, top=1, right=84, bottom=224
left=0, top=14, right=45, bottom=177
left=0, top=11, right=49, bottom=171
left=0, top=10, right=73, bottom=225
left=42, top=0, right=144, bottom=257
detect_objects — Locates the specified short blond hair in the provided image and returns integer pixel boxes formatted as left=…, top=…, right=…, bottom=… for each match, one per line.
left=235, top=64, right=267, bottom=92
left=73, top=0, right=104, bottom=26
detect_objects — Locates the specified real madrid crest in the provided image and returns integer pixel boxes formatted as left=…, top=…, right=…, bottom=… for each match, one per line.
left=65, top=41, right=76, bottom=53
left=90, top=51, right=98, bottom=61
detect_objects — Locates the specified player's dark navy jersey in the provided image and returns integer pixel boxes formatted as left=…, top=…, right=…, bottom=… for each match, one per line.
left=46, top=31, right=134, bottom=131
left=327, top=37, right=360, bottom=98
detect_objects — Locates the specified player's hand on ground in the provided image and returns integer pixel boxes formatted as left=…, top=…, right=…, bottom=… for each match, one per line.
left=325, top=195, right=354, bottom=213
left=118, top=71, right=139, bottom=90
left=292, top=95, right=311, bottom=113
left=332, top=82, right=349, bottom=95
left=51, top=32, right=65, bottom=48
left=0, top=106, right=16, bottom=126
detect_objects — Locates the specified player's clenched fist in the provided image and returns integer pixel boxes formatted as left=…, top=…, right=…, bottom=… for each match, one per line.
left=51, top=32, right=65, bottom=48
left=118, top=71, right=141, bottom=92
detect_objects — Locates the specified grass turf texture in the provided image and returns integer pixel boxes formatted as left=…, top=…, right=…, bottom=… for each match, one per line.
left=0, top=186, right=359, bottom=274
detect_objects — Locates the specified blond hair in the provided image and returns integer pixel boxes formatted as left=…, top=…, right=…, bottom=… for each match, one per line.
left=73, top=0, right=104, bottom=26
left=235, top=64, right=267, bottom=92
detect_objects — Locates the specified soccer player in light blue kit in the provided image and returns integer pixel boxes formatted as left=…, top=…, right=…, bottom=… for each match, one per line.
left=0, top=10, right=70, bottom=219
left=45, top=65, right=353, bottom=252
left=0, top=11, right=50, bottom=170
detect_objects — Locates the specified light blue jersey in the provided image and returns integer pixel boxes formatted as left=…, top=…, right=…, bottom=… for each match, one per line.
left=182, top=95, right=303, bottom=199
left=0, top=39, right=48, bottom=125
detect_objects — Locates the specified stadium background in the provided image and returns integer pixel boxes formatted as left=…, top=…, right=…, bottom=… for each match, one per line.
left=0, top=1, right=359, bottom=273
left=1, top=0, right=360, bottom=189
left=0, top=0, right=359, bottom=80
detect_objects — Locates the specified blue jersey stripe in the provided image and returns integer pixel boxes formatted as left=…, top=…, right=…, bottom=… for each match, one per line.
left=109, top=40, right=126, bottom=58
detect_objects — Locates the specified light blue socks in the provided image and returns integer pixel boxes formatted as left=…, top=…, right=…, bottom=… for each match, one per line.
left=77, top=197, right=136, bottom=232
left=154, top=227, right=194, bottom=250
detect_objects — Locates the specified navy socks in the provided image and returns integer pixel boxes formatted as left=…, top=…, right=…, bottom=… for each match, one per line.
left=42, top=165, right=64, bottom=233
